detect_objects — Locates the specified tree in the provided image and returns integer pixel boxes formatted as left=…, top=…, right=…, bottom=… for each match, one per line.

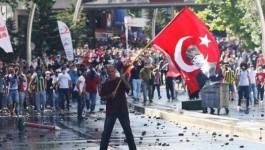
left=24, top=0, right=61, bottom=56
left=0, top=0, right=21, bottom=11
left=196, top=0, right=262, bottom=50
left=57, top=1, right=89, bottom=49
left=143, top=8, right=175, bottom=40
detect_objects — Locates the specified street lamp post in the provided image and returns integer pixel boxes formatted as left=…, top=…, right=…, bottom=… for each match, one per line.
left=152, top=8, right=158, bottom=39
left=124, top=16, right=129, bottom=50
left=73, top=0, right=83, bottom=24
left=26, top=2, right=36, bottom=66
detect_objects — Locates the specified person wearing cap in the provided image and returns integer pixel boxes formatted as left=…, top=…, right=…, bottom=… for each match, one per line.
left=140, top=63, right=153, bottom=105
left=99, top=64, right=136, bottom=150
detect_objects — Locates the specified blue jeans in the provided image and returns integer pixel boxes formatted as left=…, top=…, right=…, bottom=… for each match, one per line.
left=53, top=91, right=59, bottom=110
left=8, top=90, right=19, bottom=114
left=100, top=113, right=136, bottom=150
left=86, top=92, right=97, bottom=111
left=249, top=84, right=257, bottom=102
left=142, top=81, right=152, bottom=102
left=19, top=92, right=26, bottom=114
left=153, top=84, right=161, bottom=98
left=132, top=79, right=141, bottom=100
left=35, top=91, right=46, bottom=111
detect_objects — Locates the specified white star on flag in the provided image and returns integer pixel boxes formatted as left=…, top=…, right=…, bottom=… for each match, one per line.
left=199, top=35, right=211, bottom=47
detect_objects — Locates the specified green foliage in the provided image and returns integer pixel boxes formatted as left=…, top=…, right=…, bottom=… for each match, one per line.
left=144, top=8, right=174, bottom=39
left=155, top=8, right=172, bottom=33
left=196, top=0, right=262, bottom=50
left=22, top=0, right=62, bottom=56
left=0, top=0, right=21, bottom=11
left=56, top=1, right=89, bottom=49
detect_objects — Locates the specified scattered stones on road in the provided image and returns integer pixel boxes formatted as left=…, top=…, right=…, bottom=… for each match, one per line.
left=178, top=133, right=184, bottom=136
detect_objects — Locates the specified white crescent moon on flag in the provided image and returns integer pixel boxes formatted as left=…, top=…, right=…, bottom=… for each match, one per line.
left=174, top=36, right=200, bottom=72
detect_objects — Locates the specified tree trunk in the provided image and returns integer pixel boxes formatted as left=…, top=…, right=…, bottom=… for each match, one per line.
left=152, top=8, right=158, bottom=39
left=27, top=3, right=36, bottom=67
left=255, top=0, right=265, bottom=55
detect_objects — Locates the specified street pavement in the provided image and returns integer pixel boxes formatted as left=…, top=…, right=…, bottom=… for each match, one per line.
left=0, top=85, right=265, bottom=149
left=127, top=85, right=265, bottom=142
left=0, top=100, right=264, bottom=150
left=150, top=86, right=265, bottom=121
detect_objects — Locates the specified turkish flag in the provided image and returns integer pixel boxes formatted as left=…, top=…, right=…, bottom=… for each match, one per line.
left=152, top=7, right=220, bottom=94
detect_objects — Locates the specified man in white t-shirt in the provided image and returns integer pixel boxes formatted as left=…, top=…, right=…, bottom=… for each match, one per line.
left=236, top=63, right=250, bottom=114
left=74, top=71, right=86, bottom=119
left=58, top=66, right=72, bottom=112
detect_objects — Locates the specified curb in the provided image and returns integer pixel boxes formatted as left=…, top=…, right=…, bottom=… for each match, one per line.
left=128, top=100, right=265, bottom=143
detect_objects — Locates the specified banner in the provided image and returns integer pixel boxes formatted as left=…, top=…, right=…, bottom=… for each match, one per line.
left=57, top=21, right=74, bottom=61
left=0, top=15, right=13, bottom=53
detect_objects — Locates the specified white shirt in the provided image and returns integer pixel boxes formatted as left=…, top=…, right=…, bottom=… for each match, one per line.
left=249, top=69, right=256, bottom=84
left=74, top=75, right=85, bottom=93
left=237, top=70, right=250, bottom=86
left=58, top=72, right=71, bottom=89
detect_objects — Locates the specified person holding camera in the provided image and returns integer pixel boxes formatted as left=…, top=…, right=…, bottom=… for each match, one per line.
left=7, top=67, right=20, bottom=116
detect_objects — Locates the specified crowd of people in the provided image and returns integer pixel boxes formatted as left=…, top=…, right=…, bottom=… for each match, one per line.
left=0, top=38, right=264, bottom=117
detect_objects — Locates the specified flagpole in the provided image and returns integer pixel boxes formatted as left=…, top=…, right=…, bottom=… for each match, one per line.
left=73, top=0, right=82, bottom=25
left=113, top=40, right=152, bottom=96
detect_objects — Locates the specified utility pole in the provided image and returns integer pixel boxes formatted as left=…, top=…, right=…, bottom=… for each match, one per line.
left=73, top=0, right=83, bottom=24
left=26, top=2, right=36, bottom=66
left=255, top=0, right=265, bottom=55
left=152, top=8, right=158, bottom=39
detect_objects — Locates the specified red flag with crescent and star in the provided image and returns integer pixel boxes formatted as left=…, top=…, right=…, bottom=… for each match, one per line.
left=152, top=7, right=220, bottom=94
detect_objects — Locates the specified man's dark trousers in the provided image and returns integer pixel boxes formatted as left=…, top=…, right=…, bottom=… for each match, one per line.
left=100, top=113, right=136, bottom=150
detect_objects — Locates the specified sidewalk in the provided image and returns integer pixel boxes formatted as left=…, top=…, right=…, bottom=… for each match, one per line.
left=127, top=86, right=265, bottom=143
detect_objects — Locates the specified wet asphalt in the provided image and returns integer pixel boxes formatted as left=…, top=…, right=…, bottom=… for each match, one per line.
left=0, top=107, right=265, bottom=150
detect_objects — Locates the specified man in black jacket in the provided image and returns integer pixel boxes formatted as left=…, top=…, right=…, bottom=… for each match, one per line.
left=99, top=64, right=136, bottom=150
